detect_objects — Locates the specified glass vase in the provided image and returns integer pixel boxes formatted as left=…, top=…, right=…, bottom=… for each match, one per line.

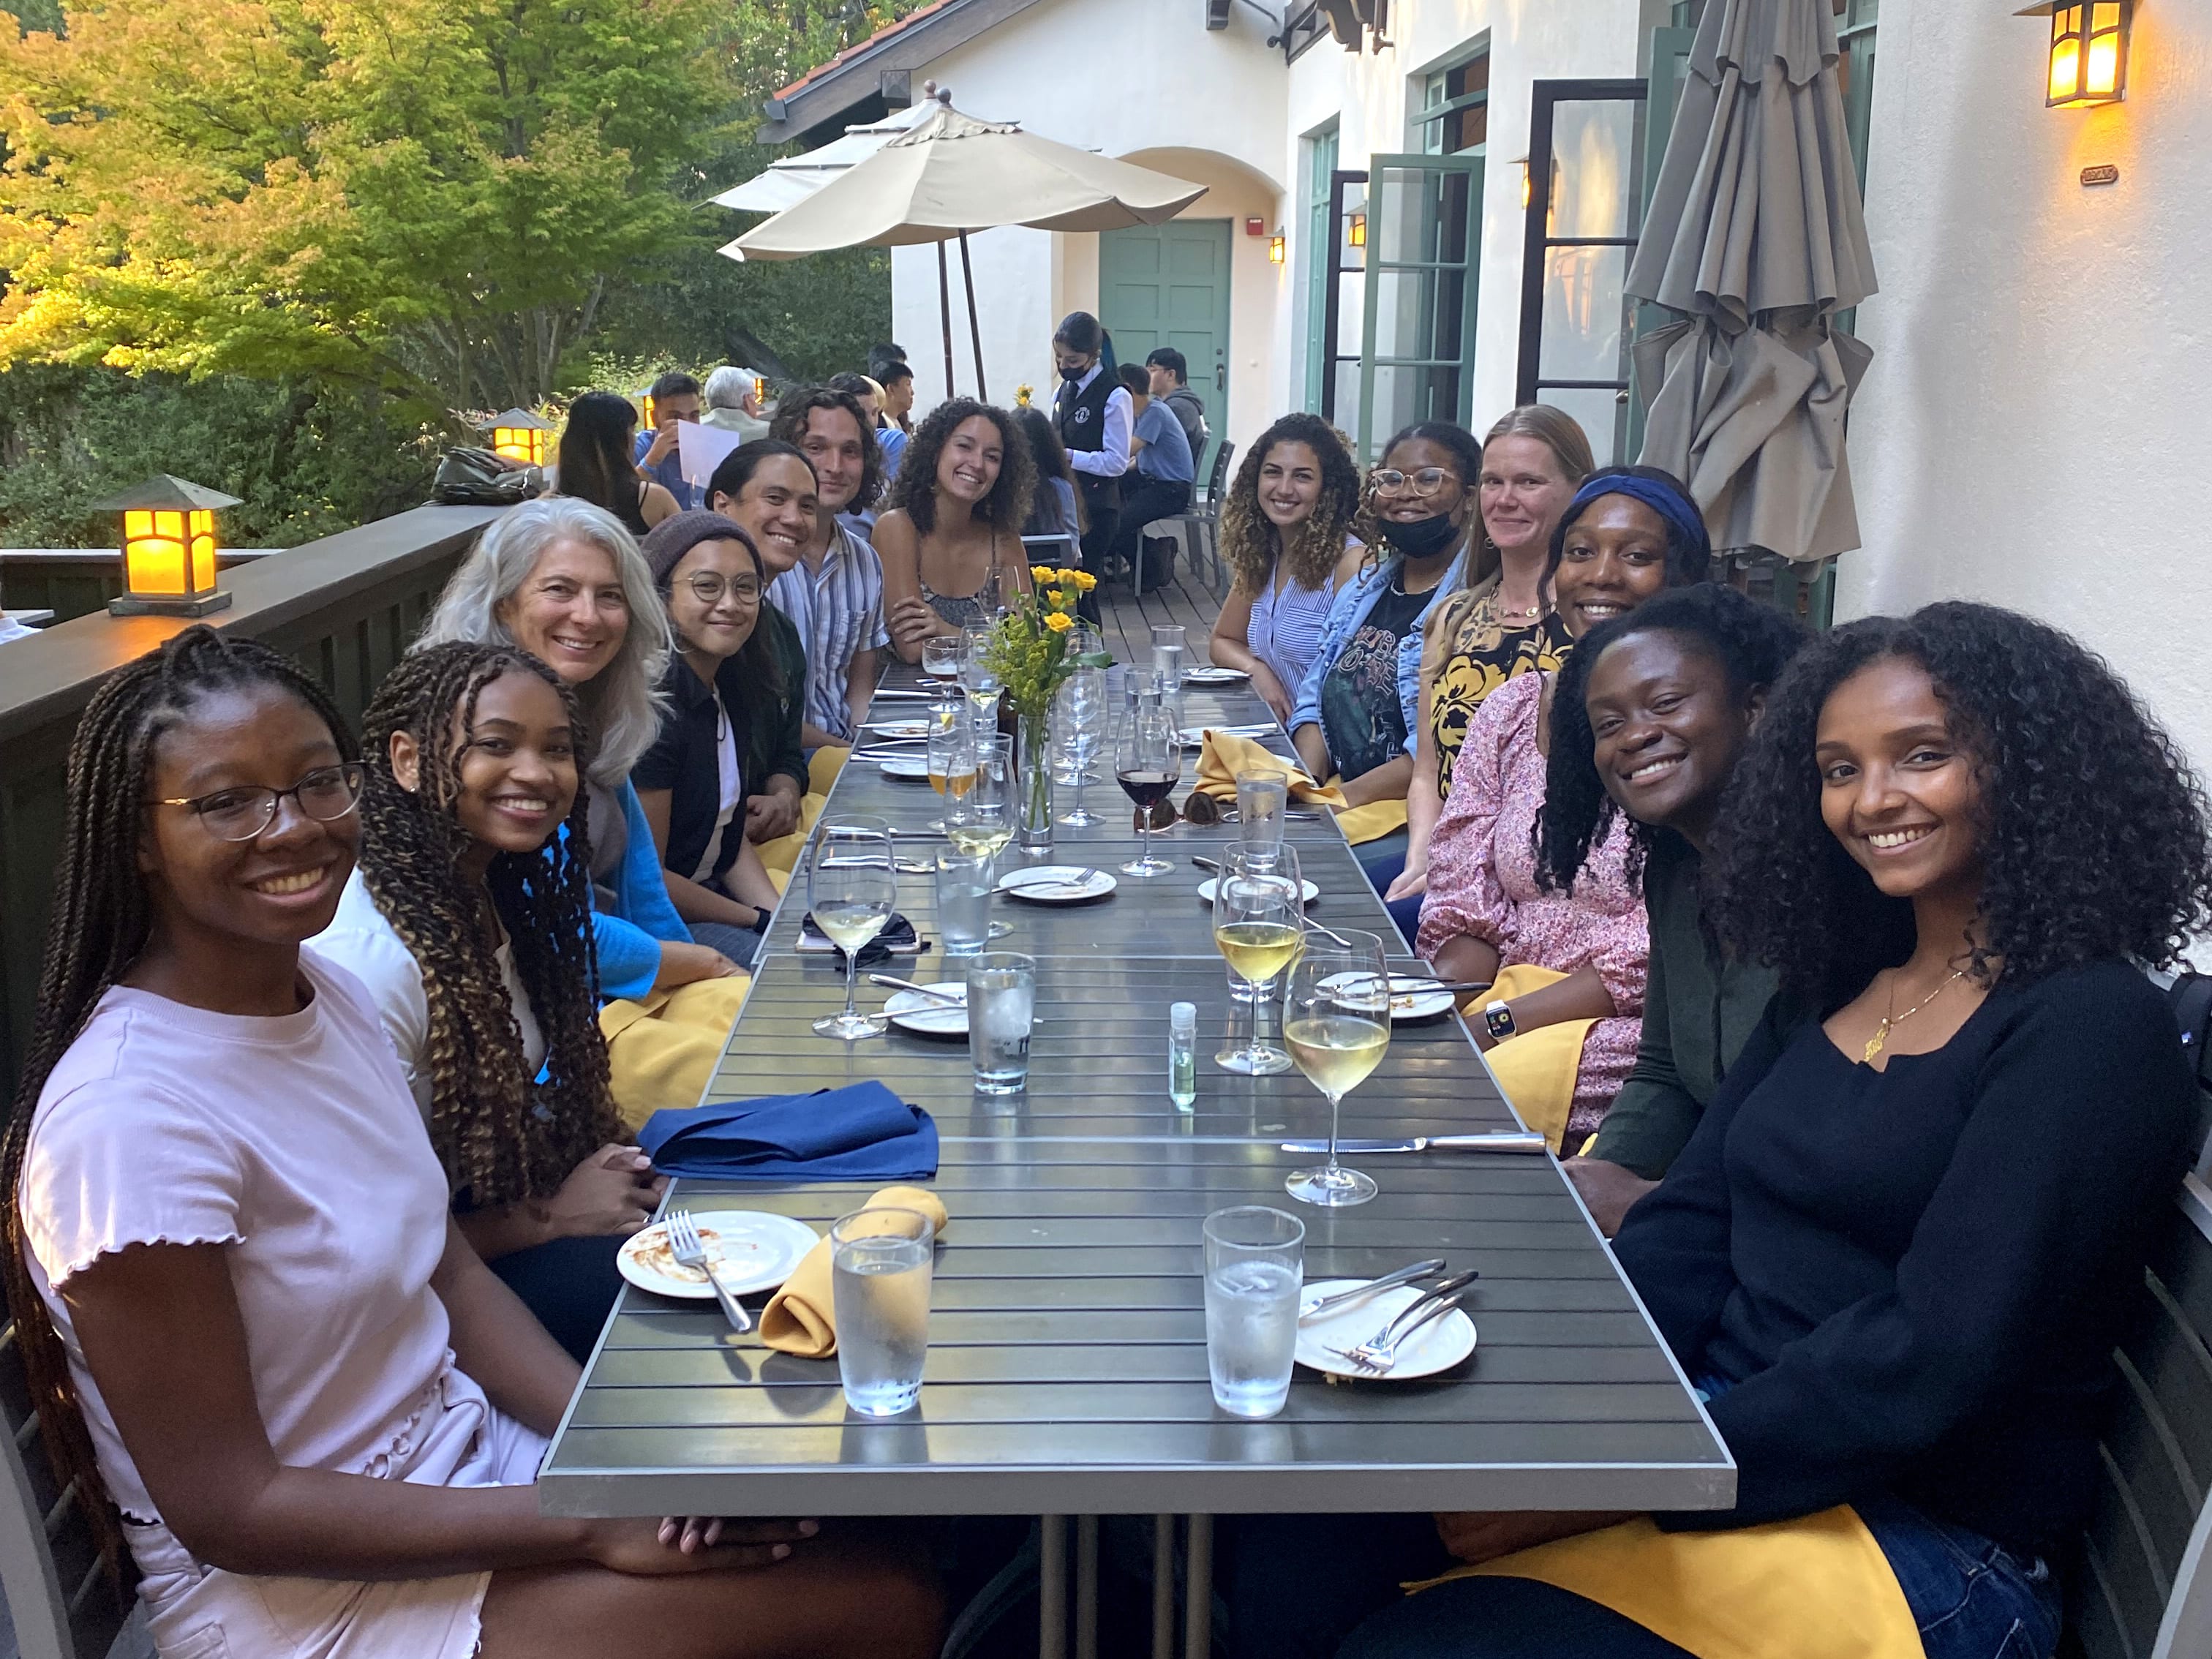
left=1017, top=704, right=1054, bottom=851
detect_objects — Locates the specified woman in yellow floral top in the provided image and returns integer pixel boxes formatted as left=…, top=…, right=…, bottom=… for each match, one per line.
left=1381, top=407, right=1593, bottom=934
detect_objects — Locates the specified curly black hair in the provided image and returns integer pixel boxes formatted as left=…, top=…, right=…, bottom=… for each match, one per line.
left=1538, top=584, right=1808, bottom=894
left=882, top=397, right=1037, bottom=537
left=768, top=384, right=886, bottom=511
left=1707, top=601, right=2212, bottom=1009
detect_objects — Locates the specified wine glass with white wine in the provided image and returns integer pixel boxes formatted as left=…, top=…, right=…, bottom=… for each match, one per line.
left=808, top=816, right=898, bottom=1041
left=1214, top=846, right=1304, bottom=1076
left=946, top=734, right=1015, bottom=859
left=1282, top=930, right=1391, bottom=1207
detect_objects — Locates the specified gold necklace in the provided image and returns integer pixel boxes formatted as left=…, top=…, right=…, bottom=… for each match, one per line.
left=1862, top=967, right=1968, bottom=1064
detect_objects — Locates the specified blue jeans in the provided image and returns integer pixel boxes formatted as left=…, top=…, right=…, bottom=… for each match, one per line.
left=1356, top=845, right=1423, bottom=949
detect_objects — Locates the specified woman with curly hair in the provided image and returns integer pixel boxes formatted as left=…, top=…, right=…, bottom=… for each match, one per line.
left=1528, top=585, right=1807, bottom=1233
left=1336, top=601, right=2212, bottom=1659
left=315, top=642, right=655, bottom=1361
left=8, top=627, right=941, bottom=1659
left=873, top=397, right=1037, bottom=660
left=1205, top=413, right=1366, bottom=723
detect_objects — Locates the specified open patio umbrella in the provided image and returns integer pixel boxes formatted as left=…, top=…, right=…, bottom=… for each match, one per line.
left=725, top=86, right=1205, bottom=400
left=1626, top=0, right=1878, bottom=566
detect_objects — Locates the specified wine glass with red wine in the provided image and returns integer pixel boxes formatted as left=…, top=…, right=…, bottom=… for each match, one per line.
left=1115, top=699, right=1181, bottom=877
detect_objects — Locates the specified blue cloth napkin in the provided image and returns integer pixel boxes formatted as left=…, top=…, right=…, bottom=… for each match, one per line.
left=637, top=1082, right=939, bottom=1182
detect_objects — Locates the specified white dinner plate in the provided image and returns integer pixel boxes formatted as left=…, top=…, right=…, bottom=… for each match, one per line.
left=1319, top=971, right=1459, bottom=1023
left=998, top=865, right=1118, bottom=903
left=1196, top=876, right=1321, bottom=907
left=865, top=719, right=935, bottom=740
left=885, top=983, right=968, bottom=1037
left=1294, top=1279, right=1477, bottom=1381
left=1182, top=666, right=1250, bottom=686
left=876, top=753, right=932, bottom=780
left=1178, top=723, right=1280, bottom=749
left=617, top=1211, right=821, bottom=1301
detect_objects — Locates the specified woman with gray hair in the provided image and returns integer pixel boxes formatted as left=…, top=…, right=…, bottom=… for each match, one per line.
left=420, top=497, right=740, bottom=998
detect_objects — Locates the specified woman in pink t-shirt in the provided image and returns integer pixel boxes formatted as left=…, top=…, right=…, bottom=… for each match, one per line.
left=4, top=627, right=941, bottom=1659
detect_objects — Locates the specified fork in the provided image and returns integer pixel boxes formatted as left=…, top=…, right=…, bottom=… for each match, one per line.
left=665, top=1210, right=752, bottom=1334
left=1329, top=1268, right=1476, bottom=1360
left=1328, top=1292, right=1467, bottom=1376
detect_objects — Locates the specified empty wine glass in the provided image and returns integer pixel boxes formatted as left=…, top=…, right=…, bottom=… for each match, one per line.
left=808, top=816, right=898, bottom=1042
left=960, top=622, right=1001, bottom=732
left=1282, top=930, right=1391, bottom=1206
left=1214, top=846, right=1303, bottom=1076
left=1053, top=666, right=1105, bottom=827
left=1115, top=697, right=1180, bottom=878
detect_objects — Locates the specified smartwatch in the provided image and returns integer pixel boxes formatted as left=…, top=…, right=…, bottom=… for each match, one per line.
left=1482, top=999, right=1517, bottom=1043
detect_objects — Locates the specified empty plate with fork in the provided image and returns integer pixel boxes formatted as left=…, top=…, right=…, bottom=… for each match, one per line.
left=1294, top=1279, right=1476, bottom=1380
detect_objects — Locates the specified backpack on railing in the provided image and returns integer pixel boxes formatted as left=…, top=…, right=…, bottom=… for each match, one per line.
left=429, top=448, right=542, bottom=507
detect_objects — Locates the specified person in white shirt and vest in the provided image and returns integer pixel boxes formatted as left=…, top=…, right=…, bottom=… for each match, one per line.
left=1051, top=311, right=1131, bottom=625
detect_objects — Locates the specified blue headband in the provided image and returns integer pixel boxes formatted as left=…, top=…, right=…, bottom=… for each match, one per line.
left=1562, top=473, right=1711, bottom=571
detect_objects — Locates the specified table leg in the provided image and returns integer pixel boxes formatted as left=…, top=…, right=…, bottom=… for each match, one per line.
left=1075, top=1515, right=1100, bottom=1659
left=1040, top=1515, right=1069, bottom=1659
left=1152, top=1515, right=1176, bottom=1659
left=1184, top=1513, right=1214, bottom=1659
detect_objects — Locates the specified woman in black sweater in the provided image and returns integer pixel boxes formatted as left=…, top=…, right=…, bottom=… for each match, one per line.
left=1336, top=602, right=2212, bottom=1659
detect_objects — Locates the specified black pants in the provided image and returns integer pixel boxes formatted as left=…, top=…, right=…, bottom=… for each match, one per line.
left=486, top=1231, right=627, bottom=1364
left=1077, top=508, right=1118, bottom=625
left=1110, top=476, right=1192, bottom=591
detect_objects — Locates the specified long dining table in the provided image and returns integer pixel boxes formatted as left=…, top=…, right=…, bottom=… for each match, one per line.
left=537, top=661, right=1734, bottom=1657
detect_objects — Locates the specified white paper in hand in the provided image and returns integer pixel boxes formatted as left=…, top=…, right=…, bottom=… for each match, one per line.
left=677, top=421, right=746, bottom=491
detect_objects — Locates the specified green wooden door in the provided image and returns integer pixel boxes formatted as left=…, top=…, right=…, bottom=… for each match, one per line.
left=1099, top=217, right=1233, bottom=484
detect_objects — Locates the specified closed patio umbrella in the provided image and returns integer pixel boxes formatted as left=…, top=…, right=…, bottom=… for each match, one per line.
left=726, top=87, right=1205, bottom=400
left=711, top=104, right=935, bottom=219
left=1627, top=0, right=1878, bottom=566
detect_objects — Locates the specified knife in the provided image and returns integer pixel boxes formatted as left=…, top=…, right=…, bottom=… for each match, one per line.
left=1279, top=1133, right=1549, bottom=1156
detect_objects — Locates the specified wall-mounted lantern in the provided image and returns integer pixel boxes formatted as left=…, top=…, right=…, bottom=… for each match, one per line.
left=488, top=408, right=555, bottom=466
left=1347, top=211, right=1367, bottom=249
left=2023, top=1, right=2132, bottom=108
left=93, top=475, right=241, bottom=618
left=1515, top=157, right=1532, bottom=210
left=1268, top=228, right=1287, bottom=265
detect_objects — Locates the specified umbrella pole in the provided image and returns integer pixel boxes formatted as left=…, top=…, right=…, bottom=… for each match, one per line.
left=937, top=243, right=957, bottom=399
left=959, top=229, right=989, bottom=403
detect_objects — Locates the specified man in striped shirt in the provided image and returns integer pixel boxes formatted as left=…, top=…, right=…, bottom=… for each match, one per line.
left=767, top=385, right=888, bottom=748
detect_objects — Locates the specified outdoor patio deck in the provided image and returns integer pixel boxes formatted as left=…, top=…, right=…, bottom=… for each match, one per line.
left=1094, top=565, right=1224, bottom=666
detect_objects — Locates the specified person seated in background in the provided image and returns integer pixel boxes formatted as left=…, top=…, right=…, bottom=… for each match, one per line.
left=875, top=398, right=1037, bottom=661
left=315, top=642, right=654, bottom=1363
left=7, top=625, right=944, bottom=1659
left=418, top=497, right=739, bottom=1000
left=1415, top=467, right=1711, bottom=1149
left=631, top=370, right=703, bottom=511
left=699, top=366, right=770, bottom=445
left=1110, top=363, right=1195, bottom=591
left=633, top=513, right=789, bottom=970
left=1331, top=601, right=2212, bottom=1659
left=766, top=384, right=889, bottom=748
left=702, top=442, right=813, bottom=844
left=1145, top=346, right=1210, bottom=466
left=1534, top=584, right=1807, bottom=1233
left=1207, top=413, right=1365, bottom=725
left=555, top=391, right=677, bottom=537
left=1015, top=404, right=1085, bottom=565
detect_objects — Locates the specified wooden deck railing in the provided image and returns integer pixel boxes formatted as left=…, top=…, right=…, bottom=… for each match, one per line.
left=0, top=504, right=505, bottom=1094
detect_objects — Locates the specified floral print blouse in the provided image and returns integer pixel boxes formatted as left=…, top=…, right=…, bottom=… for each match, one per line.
left=1421, top=577, right=1571, bottom=800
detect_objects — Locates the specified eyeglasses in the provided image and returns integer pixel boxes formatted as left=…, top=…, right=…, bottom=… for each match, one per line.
left=684, top=573, right=761, bottom=606
left=1369, top=467, right=1458, bottom=497
left=151, top=763, right=366, bottom=841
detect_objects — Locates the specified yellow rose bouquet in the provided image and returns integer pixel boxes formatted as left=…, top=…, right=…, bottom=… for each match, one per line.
left=979, top=565, right=1101, bottom=847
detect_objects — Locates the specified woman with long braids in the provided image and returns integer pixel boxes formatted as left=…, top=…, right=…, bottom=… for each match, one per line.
left=7, top=626, right=941, bottom=1659
left=1328, top=601, right=2211, bottom=1659
left=1205, top=413, right=1366, bottom=724
left=315, top=642, right=657, bottom=1361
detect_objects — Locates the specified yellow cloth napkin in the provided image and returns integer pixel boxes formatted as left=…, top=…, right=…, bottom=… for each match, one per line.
left=1410, top=1508, right=1922, bottom=1659
left=759, top=1185, right=949, bottom=1359
left=600, top=974, right=751, bottom=1134
left=1192, top=730, right=1408, bottom=846
left=1462, top=964, right=1592, bottom=1154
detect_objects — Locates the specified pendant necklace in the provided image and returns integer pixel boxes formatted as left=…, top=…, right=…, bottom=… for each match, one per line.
left=1863, top=966, right=1968, bottom=1063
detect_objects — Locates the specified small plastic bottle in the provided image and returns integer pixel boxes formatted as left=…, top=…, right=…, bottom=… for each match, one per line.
left=1169, top=1001, right=1198, bottom=1111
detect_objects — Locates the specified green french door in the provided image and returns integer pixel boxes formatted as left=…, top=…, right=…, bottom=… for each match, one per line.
left=1099, top=218, right=1233, bottom=483
left=1355, top=151, right=1482, bottom=462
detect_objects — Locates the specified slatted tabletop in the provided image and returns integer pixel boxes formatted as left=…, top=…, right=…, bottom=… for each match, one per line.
left=538, top=667, right=1733, bottom=1519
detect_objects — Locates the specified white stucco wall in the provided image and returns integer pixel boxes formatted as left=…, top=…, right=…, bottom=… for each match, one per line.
left=1839, top=0, right=2212, bottom=785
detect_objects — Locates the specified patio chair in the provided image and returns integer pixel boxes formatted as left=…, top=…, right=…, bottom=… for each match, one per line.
left=1140, top=441, right=1236, bottom=603
left=0, top=1312, right=143, bottom=1659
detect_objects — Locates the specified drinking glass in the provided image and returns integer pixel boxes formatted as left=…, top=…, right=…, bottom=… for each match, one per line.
left=924, top=718, right=974, bottom=835
left=830, top=1207, right=935, bottom=1415
left=1282, top=930, right=1391, bottom=1205
left=1203, top=1205, right=1304, bottom=1418
left=1235, top=773, right=1289, bottom=872
left=1114, top=699, right=1181, bottom=878
left=922, top=636, right=960, bottom=682
left=934, top=847, right=995, bottom=958
left=966, top=952, right=1037, bottom=1094
left=1053, top=666, right=1106, bottom=827
left=960, top=622, right=1002, bottom=731
left=808, top=817, right=897, bottom=1040
left=946, top=733, right=1015, bottom=863
left=1214, top=847, right=1303, bottom=1074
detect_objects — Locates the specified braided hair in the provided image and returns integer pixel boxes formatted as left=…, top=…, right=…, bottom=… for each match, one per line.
left=1218, top=413, right=1363, bottom=596
left=1536, top=585, right=1808, bottom=895
left=356, top=644, right=619, bottom=1209
left=2, top=625, right=357, bottom=1591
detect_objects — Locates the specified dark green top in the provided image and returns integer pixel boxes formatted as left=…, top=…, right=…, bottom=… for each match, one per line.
left=1588, top=830, right=1779, bottom=1178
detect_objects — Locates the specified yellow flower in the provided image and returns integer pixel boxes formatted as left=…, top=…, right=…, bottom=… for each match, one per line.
left=1072, top=571, right=1098, bottom=592
left=1045, top=589, right=1066, bottom=607
left=1044, top=612, right=1073, bottom=633
left=1056, top=568, right=1081, bottom=587
left=1030, top=565, right=1056, bottom=585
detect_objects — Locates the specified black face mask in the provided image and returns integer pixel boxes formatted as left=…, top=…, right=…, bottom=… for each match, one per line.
left=1058, top=361, right=1089, bottom=383
left=1380, top=513, right=1463, bottom=560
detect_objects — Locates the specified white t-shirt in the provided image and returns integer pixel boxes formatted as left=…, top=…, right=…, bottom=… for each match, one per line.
left=313, top=870, right=546, bottom=1117
left=694, top=688, right=744, bottom=884
left=19, top=955, right=457, bottom=1534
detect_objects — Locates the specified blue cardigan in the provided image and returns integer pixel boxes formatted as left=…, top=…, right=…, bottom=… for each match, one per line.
left=1288, top=547, right=1467, bottom=761
left=586, top=780, right=693, bottom=1001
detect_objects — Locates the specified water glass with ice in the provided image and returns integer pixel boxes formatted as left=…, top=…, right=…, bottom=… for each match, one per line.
left=830, top=1207, right=936, bottom=1416
left=1203, top=1205, right=1304, bottom=1418
left=1235, top=772, right=1289, bottom=871
left=967, top=951, right=1036, bottom=1094
left=934, top=848, right=996, bottom=957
